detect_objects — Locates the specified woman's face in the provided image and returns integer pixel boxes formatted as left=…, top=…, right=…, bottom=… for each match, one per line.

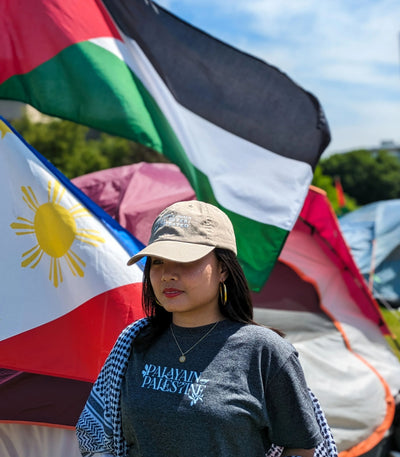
left=149, top=251, right=227, bottom=326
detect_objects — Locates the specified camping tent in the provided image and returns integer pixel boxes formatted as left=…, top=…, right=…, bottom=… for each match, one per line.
left=252, top=189, right=400, bottom=456
left=2, top=162, right=400, bottom=456
left=339, top=199, right=400, bottom=308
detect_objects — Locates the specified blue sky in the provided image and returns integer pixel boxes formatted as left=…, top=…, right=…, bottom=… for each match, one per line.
left=157, top=0, right=400, bottom=157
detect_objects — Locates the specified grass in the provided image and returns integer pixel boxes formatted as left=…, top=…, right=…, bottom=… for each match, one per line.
left=381, top=307, right=400, bottom=361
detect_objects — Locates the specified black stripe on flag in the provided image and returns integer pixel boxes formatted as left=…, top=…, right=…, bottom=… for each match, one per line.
left=102, top=0, right=330, bottom=168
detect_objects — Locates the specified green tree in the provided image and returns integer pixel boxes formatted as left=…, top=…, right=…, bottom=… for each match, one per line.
left=11, top=115, right=168, bottom=179
left=320, top=150, right=400, bottom=205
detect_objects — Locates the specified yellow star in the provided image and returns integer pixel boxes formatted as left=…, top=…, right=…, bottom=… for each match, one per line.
left=0, top=120, right=12, bottom=139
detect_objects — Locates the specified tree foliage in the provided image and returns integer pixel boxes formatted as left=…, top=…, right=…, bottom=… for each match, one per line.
left=319, top=149, right=400, bottom=205
left=11, top=115, right=169, bottom=179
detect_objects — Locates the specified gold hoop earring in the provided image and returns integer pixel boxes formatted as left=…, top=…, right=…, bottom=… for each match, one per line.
left=219, top=282, right=227, bottom=306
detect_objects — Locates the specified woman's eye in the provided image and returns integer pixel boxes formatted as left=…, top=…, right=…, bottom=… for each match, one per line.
left=151, top=258, right=163, bottom=265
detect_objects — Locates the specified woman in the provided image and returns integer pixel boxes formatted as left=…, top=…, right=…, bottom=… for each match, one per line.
left=76, top=200, right=336, bottom=457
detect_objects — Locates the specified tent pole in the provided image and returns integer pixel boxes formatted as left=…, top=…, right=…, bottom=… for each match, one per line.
left=368, top=239, right=376, bottom=292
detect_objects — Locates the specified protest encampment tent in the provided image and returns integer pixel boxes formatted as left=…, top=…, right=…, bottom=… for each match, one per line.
left=252, top=189, right=400, bottom=457
left=339, top=199, right=400, bottom=308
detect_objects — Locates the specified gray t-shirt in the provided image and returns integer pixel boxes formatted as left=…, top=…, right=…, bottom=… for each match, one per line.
left=121, top=320, right=321, bottom=457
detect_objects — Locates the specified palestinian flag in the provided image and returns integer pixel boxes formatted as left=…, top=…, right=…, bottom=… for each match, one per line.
left=0, top=0, right=331, bottom=290
left=0, top=117, right=145, bottom=429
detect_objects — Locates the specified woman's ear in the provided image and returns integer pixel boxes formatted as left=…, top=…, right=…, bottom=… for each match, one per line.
left=219, top=262, right=229, bottom=282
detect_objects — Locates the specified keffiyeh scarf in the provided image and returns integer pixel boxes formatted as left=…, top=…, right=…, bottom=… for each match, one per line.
left=76, top=318, right=150, bottom=457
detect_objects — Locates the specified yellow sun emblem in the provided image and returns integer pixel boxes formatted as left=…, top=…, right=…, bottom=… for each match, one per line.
left=10, top=179, right=106, bottom=288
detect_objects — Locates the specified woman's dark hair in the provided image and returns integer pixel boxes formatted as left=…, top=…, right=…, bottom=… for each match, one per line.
left=133, top=248, right=279, bottom=351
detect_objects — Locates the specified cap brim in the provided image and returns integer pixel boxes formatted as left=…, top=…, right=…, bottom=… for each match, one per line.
left=127, top=240, right=215, bottom=266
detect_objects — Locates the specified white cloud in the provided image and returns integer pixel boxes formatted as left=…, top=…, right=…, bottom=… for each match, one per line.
left=234, top=1, right=400, bottom=80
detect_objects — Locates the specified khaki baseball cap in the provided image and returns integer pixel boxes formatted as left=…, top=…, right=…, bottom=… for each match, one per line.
left=127, top=200, right=237, bottom=265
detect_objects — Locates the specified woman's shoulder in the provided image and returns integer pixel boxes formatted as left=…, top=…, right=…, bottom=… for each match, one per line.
left=233, top=321, right=283, bottom=339
left=121, top=317, right=150, bottom=338
left=231, top=321, right=296, bottom=355
left=112, top=317, right=151, bottom=348
left=127, top=316, right=151, bottom=331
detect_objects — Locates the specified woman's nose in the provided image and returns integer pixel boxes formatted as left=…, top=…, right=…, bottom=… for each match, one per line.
left=161, top=262, right=178, bottom=281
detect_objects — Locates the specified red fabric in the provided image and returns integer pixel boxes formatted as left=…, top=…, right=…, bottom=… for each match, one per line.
left=0, top=283, right=144, bottom=382
left=1, top=0, right=121, bottom=85
left=299, top=187, right=388, bottom=333
left=335, top=177, right=346, bottom=208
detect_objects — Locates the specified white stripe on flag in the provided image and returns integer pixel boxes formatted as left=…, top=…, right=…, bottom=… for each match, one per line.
left=91, top=37, right=312, bottom=231
left=0, top=128, right=142, bottom=341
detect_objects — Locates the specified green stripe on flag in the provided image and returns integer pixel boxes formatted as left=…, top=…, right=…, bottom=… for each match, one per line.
left=0, top=43, right=160, bottom=146
left=0, top=40, right=200, bottom=189
left=1, top=44, right=181, bottom=156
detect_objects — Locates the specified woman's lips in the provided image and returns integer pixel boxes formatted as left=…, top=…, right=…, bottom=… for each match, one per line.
left=163, top=288, right=183, bottom=298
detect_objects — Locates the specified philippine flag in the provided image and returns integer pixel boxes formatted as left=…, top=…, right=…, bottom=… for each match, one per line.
left=0, top=116, right=145, bottom=392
